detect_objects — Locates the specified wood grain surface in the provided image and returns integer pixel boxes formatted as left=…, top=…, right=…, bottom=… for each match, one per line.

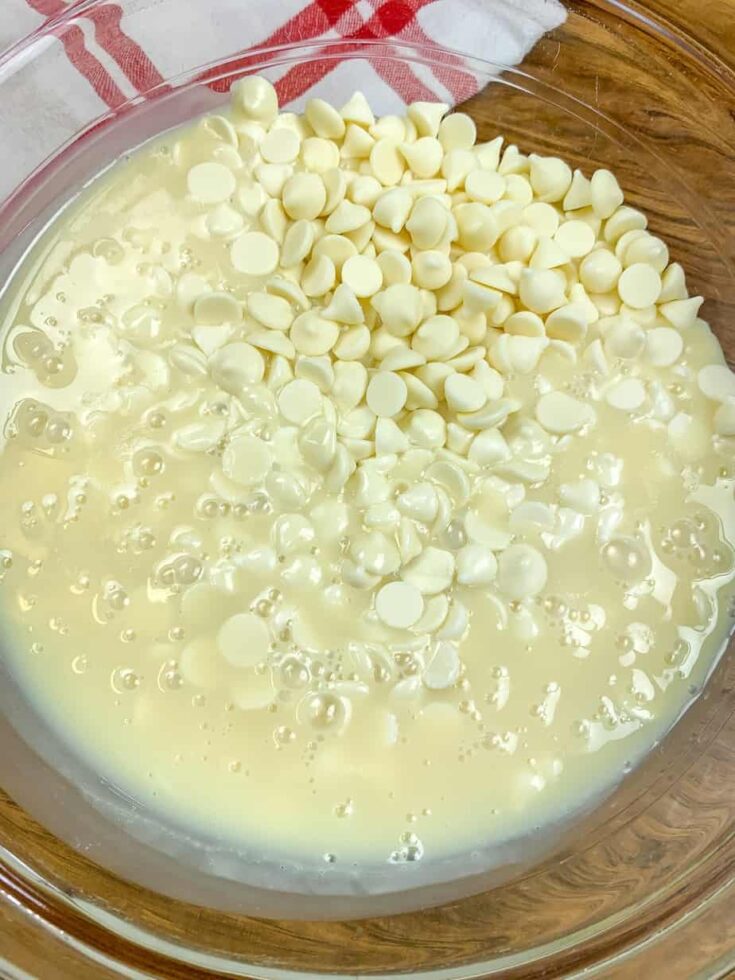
left=1, top=2, right=735, bottom=978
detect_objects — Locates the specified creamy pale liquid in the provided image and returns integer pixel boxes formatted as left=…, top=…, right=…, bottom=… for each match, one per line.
left=1, top=83, right=735, bottom=866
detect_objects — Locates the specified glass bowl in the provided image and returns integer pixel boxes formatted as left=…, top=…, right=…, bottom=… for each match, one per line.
left=0, top=1, right=734, bottom=975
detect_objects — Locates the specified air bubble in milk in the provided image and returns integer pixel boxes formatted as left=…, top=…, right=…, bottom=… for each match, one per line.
left=389, top=832, right=424, bottom=863
left=133, top=448, right=164, bottom=478
left=334, top=799, right=353, bottom=818
left=601, top=536, right=651, bottom=584
left=300, top=692, right=349, bottom=731
left=273, top=725, right=296, bottom=746
left=279, top=654, right=311, bottom=690
left=112, top=667, right=141, bottom=692
left=173, top=555, right=203, bottom=585
left=23, top=407, right=48, bottom=437
left=105, top=582, right=129, bottom=611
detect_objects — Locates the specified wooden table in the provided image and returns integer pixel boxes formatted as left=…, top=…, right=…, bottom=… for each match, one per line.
left=1, top=2, right=735, bottom=978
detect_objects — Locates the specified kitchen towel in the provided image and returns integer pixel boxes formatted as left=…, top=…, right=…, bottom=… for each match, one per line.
left=0, top=0, right=565, bottom=202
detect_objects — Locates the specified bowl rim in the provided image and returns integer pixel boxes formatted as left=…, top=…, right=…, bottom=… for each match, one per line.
left=0, top=5, right=734, bottom=977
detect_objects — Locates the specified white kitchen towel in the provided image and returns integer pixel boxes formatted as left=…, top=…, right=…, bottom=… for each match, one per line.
left=0, top=0, right=565, bottom=202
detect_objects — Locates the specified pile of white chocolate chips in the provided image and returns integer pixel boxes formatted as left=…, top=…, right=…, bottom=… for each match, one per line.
left=3, top=75, right=735, bottom=859
left=171, top=77, right=715, bottom=676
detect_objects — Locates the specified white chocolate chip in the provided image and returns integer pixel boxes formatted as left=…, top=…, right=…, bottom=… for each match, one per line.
left=301, top=137, right=340, bottom=174
left=531, top=236, right=569, bottom=271
left=175, top=419, right=226, bottom=452
left=261, top=127, right=301, bottom=164
left=249, top=329, right=295, bottom=358
left=438, top=112, right=476, bottom=151
left=496, top=544, right=548, bottom=599
left=579, top=249, right=622, bottom=293
left=604, top=206, right=647, bottom=245
left=341, top=254, right=383, bottom=297
left=563, top=169, right=592, bottom=211
left=232, top=76, right=278, bottom=124
left=332, top=361, right=368, bottom=410
left=444, top=373, right=487, bottom=413
left=301, top=254, right=336, bottom=298
left=380, top=347, right=425, bottom=372
left=278, top=378, right=322, bottom=423
left=454, top=203, right=498, bottom=251
left=411, top=594, right=449, bottom=634
left=247, top=292, right=293, bottom=331
left=209, top=342, right=265, bottom=391
left=519, top=268, right=566, bottom=314
left=366, top=371, right=408, bottom=417
left=206, top=203, right=244, bottom=238
left=624, top=234, right=668, bottom=272
left=256, top=163, right=292, bottom=198
left=351, top=529, right=399, bottom=574
left=193, top=291, right=241, bottom=325
left=306, top=98, right=345, bottom=139
left=375, top=581, right=424, bottom=629
left=169, top=343, right=207, bottom=378
left=400, top=137, right=443, bottom=178
left=222, top=435, right=272, bottom=485
left=606, top=378, right=646, bottom=412
left=529, top=155, right=572, bottom=202
left=325, top=199, right=371, bottom=234
left=397, top=483, right=439, bottom=523
left=536, top=391, right=594, bottom=434
left=323, top=283, right=365, bottom=324
left=334, top=324, right=371, bottom=361
left=231, top=231, right=279, bottom=276
left=554, top=219, right=596, bottom=258
left=590, top=169, right=624, bottom=218
left=422, top=641, right=460, bottom=690
left=412, top=315, right=460, bottom=360
left=412, top=251, right=452, bottom=290
left=187, top=162, right=236, bottom=203
left=667, top=412, right=710, bottom=459
left=698, top=364, right=735, bottom=402
left=408, top=101, right=449, bottom=138
left=645, top=327, right=684, bottom=367
left=402, top=547, right=455, bottom=594
left=282, top=173, right=327, bottom=220
left=603, top=316, right=645, bottom=359
left=658, top=262, right=688, bottom=302
left=406, top=196, right=448, bottom=250
left=560, top=479, right=600, bottom=515
left=407, top=409, right=446, bottom=447
left=291, top=311, right=339, bottom=356
left=373, top=188, right=413, bottom=232
left=545, top=304, right=589, bottom=344
left=659, top=296, right=703, bottom=330
left=714, top=399, right=735, bottom=436
left=340, top=91, right=375, bottom=127
left=375, top=417, right=409, bottom=454
left=617, top=263, right=661, bottom=308
left=372, top=283, right=423, bottom=337
left=456, top=544, right=497, bottom=587
left=218, top=613, right=270, bottom=667
left=468, top=428, right=510, bottom=465
left=280, top=220, right=314, bottom=267
left=342, top=124, right=375, bottom=159
left=378, top=249, right=411, bottom=287
left=296, top=355, right=334, bottom=392
left=370, top=139, right=405, bottom=186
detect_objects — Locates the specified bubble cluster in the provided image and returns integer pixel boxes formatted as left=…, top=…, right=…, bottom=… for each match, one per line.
left=602, top=536, right=651, bottom=584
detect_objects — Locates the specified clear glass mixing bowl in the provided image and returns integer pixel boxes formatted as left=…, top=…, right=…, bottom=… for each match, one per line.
left=0, top=1, right=734, bottom=976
